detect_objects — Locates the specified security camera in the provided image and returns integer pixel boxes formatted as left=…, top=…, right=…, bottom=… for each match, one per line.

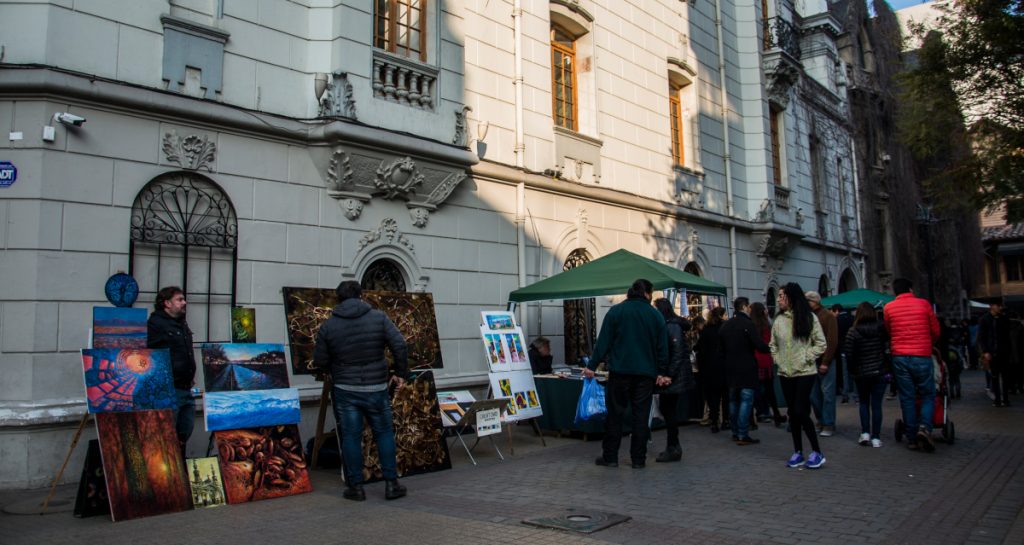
left=53, top=112, right=86, bottom=127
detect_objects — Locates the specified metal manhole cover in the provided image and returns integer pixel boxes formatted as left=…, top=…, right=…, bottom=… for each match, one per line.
left=522, top=509, right=630, bottom=534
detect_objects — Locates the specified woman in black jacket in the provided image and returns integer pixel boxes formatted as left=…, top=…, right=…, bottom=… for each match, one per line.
left=842, top=302, right=889, bottom=447
left=653, top=299, right=694, bottom=462
left=696, top=307, right=728, bottom=433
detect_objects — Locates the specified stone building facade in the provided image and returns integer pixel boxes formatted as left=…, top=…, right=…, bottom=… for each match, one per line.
left=0, top=0, right=862, bottom=488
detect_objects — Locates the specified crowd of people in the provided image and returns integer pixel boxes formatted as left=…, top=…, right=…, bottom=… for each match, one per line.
left=582, top=276, right=1021, bottom=469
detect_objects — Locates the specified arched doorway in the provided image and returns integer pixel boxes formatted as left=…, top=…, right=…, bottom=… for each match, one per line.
left=563, top=249, right=596, bottom=365
left=838, top=268, right=858, bottom=294
left=360, top=258, right=408, bottom=292
left=818, top=274, right=830, bottom=297
left=683, top=262, right=704, bottom=317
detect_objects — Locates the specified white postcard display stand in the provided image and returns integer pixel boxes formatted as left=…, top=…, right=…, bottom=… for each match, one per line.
left=437, top=390, right=507, bottom=465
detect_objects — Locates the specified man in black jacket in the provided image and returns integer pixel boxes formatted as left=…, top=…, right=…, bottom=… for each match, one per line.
left=147, top=286, right=196, bottom=455
left=314, top=281, right=410, bottom=501
left=720, top=297, right=770, bottom=445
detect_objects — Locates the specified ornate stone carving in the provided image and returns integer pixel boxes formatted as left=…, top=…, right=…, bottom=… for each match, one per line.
left=688, top=227, right=699, bottom=249
left=453, top=106, right=471, bottom=147
left=162, top=131, right=216, bottom=171
left=342, top=198, right=364, bottom=221
left=764, top=59, right=801, bottom=110
left=795, top=207, right=806, bottom=228
left=424, top=171, right=466, bottom=206
left=755, top=232, right=792, bottom=268
left=358, top=218, right=415, bottom=255
left=325, top=148, right=354, bottom=195
left=318, top=72, right=357, bottom=120
left=754, top=199, right=776, bottom=223
left=409, top=207, right=430, bottom=228
left=374, top=157, right=424, bottom=200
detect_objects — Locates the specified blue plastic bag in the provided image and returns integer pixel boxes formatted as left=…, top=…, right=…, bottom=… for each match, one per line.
left=575, top=377, right=607, bottom=425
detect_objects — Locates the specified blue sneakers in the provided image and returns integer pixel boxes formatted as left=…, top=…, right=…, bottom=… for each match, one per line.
left=786, top=452, right=805, bottom=468
left=806, top=451, right=826, bottom=469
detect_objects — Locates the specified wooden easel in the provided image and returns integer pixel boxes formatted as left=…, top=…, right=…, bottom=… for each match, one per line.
left=41, top=412, right=92, bottom=513
left=310, top=377, right=335, bottom=469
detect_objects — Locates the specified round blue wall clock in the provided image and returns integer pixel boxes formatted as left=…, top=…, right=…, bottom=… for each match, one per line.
left=104, top=273, right=139, bottom=308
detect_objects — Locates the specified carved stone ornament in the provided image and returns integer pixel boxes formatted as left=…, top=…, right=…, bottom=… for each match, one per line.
left=453, top=106, right=471, bottom=147
left=754, top=199, right=776, bottom=223
left=424, top=171, right=466, bottom=206
left=358, top=218, right=415, bottom=255
left=319, top=72, right=357, bottom=120
left=374, top=157, right=425, bottom=200
left=409, top=206, right=430, bottom=228
left=163, top=131, right=216, bottom=171
left=342, top=198, right=364, bottom=221
left=326, top=148, right=355, bottom=195
left=764, top=59, right=801, bottom=110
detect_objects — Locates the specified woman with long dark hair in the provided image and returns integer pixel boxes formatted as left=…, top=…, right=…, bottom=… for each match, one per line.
left=842, top=302, right=889, bottom=447
left=751, top=302, right=785, bottom=426
left=653, top=298, right=694, bottom=462
left=696, top=306, right=728, bottom=433
left=770, top=283, right=827, bottom=468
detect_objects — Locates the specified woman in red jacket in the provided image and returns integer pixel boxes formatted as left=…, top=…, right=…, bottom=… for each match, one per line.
left=752, top=302, right=785, bottom=427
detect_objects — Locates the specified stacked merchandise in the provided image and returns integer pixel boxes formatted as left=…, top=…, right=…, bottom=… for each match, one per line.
left=479, top=311, right=543, bottom=421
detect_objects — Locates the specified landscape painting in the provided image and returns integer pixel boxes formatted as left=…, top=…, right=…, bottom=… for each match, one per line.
left=201, top=343, right=289, bottom=392
left=82, top=348, right=176, bottom=413
left=92, top=307, right=147, bottom=349
left=230, top=307, right=256, bottom=343
left=187, top=457, right=226, bottom=508
left=203, top=388, right=300, bottom=432
left=95, top=410, right=191, bottom=522
left=481, top=311, right=517, bottom=331
left=283, top=288, right=444, bottom=376
left=215, top=425, right=313, bottom=503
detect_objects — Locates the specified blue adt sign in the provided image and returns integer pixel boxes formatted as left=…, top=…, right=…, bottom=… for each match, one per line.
left=0, top=162, right=16, bottom=187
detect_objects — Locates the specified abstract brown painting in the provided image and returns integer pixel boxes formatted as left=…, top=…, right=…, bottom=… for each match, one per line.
left=282, top=288, right=443, bottom=375
left=353, top=370, right=451, bottom=483
left=95, top=410, right=191, bottom=521
left=215, top=425, right=313, bottom=504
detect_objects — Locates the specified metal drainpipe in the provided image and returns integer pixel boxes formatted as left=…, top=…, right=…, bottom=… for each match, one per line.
left=713, top=0, right=739, bottom=298
left=513, top=0, right=529, bottom=332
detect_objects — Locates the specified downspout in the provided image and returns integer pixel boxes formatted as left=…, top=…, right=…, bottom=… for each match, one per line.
left=513, top=0, right=529, bottom=333
left=714, top=0, right=739, bottom=298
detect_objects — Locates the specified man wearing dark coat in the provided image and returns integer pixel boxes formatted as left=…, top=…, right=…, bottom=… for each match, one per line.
left=147, top=286, right=196, bottom=457
left=720, top=297, right=771, bottom=445
left=314, top=281, right=410, bottom=501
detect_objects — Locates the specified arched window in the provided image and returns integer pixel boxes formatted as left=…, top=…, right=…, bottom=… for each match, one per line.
left=818, top=274, right=830, bottom=297
left=838, top=268, right=858, bottom=294
left=361, top=258, right=408, bottom=292
left=129, top=171, right=238, bottom=341
left=563, top=249, right=596, bottom=365
left=766, top=286, right=777, bottom=318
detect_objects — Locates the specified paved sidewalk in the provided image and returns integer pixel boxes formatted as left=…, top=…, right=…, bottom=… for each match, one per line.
left=1, top=370, right=1022, bottom=545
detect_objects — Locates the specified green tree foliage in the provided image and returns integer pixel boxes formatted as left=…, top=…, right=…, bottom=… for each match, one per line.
left=898, top=0, right=1024, bottom=220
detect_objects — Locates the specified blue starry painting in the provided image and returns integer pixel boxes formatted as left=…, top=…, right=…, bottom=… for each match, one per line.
left=82, top=348, right=176, bottom=413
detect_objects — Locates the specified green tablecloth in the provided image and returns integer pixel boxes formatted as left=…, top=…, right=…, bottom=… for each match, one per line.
left=533, top=376, right=690, bottom=436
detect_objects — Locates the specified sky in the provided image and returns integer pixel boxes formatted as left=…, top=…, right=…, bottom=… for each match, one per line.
left=884, top=0, right=934, bottom=11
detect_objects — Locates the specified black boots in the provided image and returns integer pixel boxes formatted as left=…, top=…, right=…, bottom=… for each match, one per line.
left=655, top=446, right=682, bottom=463
left=385, top=479, right=407, bottom=500
left=343, top=484, right=365, bottom=501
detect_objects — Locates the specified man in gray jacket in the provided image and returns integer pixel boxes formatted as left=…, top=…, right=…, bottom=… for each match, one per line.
left=314, top=281, right=410, bottom=501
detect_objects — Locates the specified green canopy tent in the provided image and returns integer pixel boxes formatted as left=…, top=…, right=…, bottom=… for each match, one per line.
left=507, top=249, right=727, bottom=303
left=819, top=288, right=894, bottom=310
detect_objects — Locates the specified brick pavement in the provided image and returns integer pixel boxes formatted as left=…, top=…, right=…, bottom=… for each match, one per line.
left=1, top=369, right=1021, bottom=545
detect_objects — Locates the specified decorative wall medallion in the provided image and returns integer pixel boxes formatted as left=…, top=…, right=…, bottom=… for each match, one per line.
left=358, top=218, right=415, bottom=255
left=163, top=131, right=216, bottom=171
left=409, top=207, right=430, bottom=228
left=374, top=157, right=424, bottom=200
left=342, top=198, right=364, bottom=221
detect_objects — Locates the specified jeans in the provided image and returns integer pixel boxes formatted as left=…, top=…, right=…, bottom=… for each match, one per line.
left=603, top=373, right=655, bottom=463
left=855, top=375, right=887, bottom=439
left=809, top=361, right=836, bottom=427
left=333, top=387, right=397, bottom=486
left=728, top=388, right=755, bottom=437
left=840, top=355, right=859, bottom=401
left=892, top=356, right=936, bottom=434
left=659, top=391, right=688, bottom=449
left=174, top=388, right=196, bottom=444
left=780, top=375, right=820, bottom=454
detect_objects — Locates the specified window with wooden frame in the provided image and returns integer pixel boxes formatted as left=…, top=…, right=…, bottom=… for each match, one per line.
left=551, top=25, right=578, bottom=131
left=669, top=86, right=685, bottom=165
left=769, top=107, right=782, bottom=185
left=374, top=0, right=427, bottom=62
